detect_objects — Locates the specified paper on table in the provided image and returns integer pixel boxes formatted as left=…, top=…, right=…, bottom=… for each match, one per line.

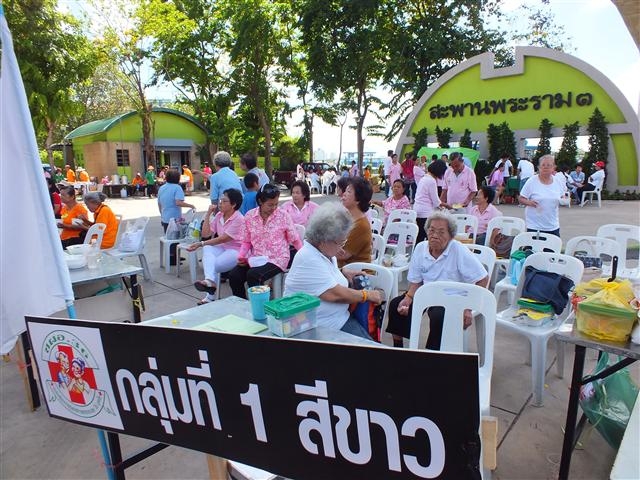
left=194, top=314, right=267, bottom=335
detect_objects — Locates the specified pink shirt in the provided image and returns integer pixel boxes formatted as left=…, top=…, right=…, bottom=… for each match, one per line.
left=388, top=163, right=402, bottom=184
left=413, top=165, right=426, bottom=185
left=489, top=170, right=504, bottom=187
left=413, top=175, right=441, bottom=218
left=281, top=200, right=319, bottom=226
left=443, top=166, right=477, bottom=212
left=238, top=208, right=303, bottom=271
left=382, top=195, right=411, bottom=225
left=469, top=203, right=502, bottom=235
left=208, top=210, right=245, bottom=251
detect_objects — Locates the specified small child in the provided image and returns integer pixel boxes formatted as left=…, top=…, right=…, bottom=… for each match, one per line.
left=240, top=173, right=259, bottom=214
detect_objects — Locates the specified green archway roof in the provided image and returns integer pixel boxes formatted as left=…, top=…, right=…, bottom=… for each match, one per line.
left=64, top=107, right=208, bottom=140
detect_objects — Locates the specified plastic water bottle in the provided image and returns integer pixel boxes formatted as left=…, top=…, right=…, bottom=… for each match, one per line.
left=192, top=224, right=201, bottom=241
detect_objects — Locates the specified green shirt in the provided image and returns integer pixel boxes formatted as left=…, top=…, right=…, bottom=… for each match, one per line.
left=145, top=171, right=156, bottom=185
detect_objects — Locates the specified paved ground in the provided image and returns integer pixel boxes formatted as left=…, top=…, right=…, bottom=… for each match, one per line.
left=1, top=190, right=639, bottom=479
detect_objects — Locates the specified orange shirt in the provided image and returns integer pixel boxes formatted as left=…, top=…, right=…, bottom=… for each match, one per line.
left=183, top=167, right=193, bottom=186
left=132, top=176, right=145, bottom=186
left=66, top=170, right=76, bottom=182
left=60, top=203, right=88, bottom=241
left=78, top=171, right=90, bottom=182
left=93, top=204, right=118, bottom=249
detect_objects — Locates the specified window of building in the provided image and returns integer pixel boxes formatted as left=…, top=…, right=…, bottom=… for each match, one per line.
left=116, top=149, right=130, bottom=167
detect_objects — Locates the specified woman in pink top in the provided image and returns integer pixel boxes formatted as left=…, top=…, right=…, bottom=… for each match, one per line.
left=388, top=153, right=403, bottom=186
left=470, top=186, right=502, bottom=245
left=188, top=189, right=245, bottom=304
left=488, top=163, right=505, bottom=203
left=414, top=162, right=445, bottom=244
left=228, top=184, right=303, bottom=299
left=372, top=179, right=411, bottom=226
left=281, top=180, right=319, bottom=226
left=413, top=156, right=426, bottom=186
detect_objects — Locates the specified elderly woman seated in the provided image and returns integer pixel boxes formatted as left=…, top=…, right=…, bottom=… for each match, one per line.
left=386, top=211, right=488, bottom=349
left=79, top=192, right=119, bottom=249
left=284, top=203, right=383, bottom=339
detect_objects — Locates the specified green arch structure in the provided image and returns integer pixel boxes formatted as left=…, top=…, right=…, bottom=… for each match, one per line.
left=396, top=46, right=640, bottom=192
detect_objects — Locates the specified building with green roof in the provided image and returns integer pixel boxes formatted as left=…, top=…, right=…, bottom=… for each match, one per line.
left=64, top=107, right=209, bottom=181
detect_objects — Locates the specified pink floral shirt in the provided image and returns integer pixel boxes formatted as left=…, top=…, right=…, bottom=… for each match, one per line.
left=382, top=195, right=411, bottom=225
left=281, top=200, right=319, bottom=226
left=388, top=162, right=403, bottom=184
left=238, top=208, right=303, bottom=271
left=208, top=210, right=245, bottom=251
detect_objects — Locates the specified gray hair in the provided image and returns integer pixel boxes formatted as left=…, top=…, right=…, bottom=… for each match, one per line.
left=426, top=211, right=457, bottom=238
left=83, top=192, right=107, bottom=204
left=213, top=151, right=232, bottom=167
left=538, top=154, right=555, bottom=165
left=305, top=202, right=353, bottom=246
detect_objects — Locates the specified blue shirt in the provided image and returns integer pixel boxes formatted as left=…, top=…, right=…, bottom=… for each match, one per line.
left=210, top=167, right=243, bottom=203
left=157, top=183, right=185, bottom=223
left=240, top=191, right=258, bottom=215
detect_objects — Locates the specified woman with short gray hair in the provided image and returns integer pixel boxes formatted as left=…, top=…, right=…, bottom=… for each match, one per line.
left=284, top=203, right=383, bottom=339
left=80, top=191, right=119, bottom=249
left=425, top=210, right=457, bottom=238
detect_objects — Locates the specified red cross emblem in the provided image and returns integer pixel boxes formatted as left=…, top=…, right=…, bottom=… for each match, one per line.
left=48, top=344, right=97, bottom=405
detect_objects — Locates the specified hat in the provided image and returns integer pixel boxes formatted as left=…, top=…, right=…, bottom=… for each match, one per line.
left=595, top=161, right=605, bottom=168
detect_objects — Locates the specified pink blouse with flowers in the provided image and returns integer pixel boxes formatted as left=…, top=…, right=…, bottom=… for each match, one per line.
left=382, top=195, right=411, bottom=225
left=208, top=210, right=245, bottom=251
left=280, top=200, right=319, bottom=226
left=238, top=208, right=303, bottom=271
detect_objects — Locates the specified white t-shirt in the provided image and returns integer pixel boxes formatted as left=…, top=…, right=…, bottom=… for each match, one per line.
left=519, top=175, right=566, bottom=231
left=589, top=169, right=605, bottom=188
left=407, top=240, right=487, bottom=285
left=383, top=157, right=392, bottom=176
left=496, top=159, right=513, bottom=178
left=517, top=159, right=534, bottom=180
left=284, top=241, right=349, bottom=330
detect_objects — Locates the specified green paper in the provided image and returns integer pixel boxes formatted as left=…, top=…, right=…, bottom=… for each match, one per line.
left=195, top=314, right=267, bottom=334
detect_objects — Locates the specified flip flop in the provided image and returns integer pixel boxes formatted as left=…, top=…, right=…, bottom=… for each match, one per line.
left=194, top=280, right=217, bottom=295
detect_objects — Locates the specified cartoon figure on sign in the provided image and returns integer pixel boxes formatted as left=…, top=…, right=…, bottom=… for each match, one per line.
left=68, top=358, right=91, bottom=397
left=56, top=351, right=71, bottom=387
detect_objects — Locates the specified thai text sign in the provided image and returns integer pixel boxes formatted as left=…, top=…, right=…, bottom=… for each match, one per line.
left=27, top=316, right=480, bottom=479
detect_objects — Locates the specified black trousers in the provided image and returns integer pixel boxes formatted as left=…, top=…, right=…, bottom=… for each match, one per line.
left=228, top=262, right=283, bottom=299
left=416, top=217, right=428, bottom=245
left=576, top=183, right=595, bottom=199
left=385, top=294, right=445, bottom=350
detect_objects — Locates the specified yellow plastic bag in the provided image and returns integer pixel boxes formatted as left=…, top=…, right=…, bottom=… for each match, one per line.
left=575, top=278, right=634, bottom=300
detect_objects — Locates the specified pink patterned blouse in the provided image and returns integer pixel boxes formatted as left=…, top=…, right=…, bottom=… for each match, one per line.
left=280, top=200, right=319, bottom=226
left=382, top=195, right=411, bottom=225
left=238, top=208, right=303, bottom=271
left=208, top=210, right=245, bottom=251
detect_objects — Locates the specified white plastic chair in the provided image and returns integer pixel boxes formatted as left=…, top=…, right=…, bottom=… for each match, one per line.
left=371, top=233, right=385, bottom=264
left=382, top=222, right=420, bottom=298
left=485, top=216, right=526, bottom=286
left=176, top=242, right=202, bottom=283
left=580, top=182, right=603, bottom=207
left=496, top=252, right=583, bottom=406
left=409, top=281, right=496, bottom=417
left=565, top=235, right=623, bottom=278
left=465, top=244, right=496, bottom=364
left=387, top=208, right=417, bottom=225
left=104, top=216, right=152, bottom=281
left=452, top=213, right=478, bottom=244
left=369, top=208, right=379, bottom=218
left=321, top=176, right=332, bottom=195
left=370, top=217, right=383, bottom=235
left=83, top=223, right=106, bottom=249
left=494, top=232, right=563, bottom=307
left=596, top=224, right=640, bottom=279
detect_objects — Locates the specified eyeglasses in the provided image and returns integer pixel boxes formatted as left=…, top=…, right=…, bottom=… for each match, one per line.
left=333, top=238, right=348, bottom=248
left=427, top=228, right=449, bottom=237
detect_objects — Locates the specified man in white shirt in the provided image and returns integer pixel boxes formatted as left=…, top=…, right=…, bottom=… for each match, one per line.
left=517, top=157, right=535, bottom=190
left=383, top=150, right=393, bottom=196
left=496, top=153, right=513, bottom=179
left=577, top=161, right=606, bottom=205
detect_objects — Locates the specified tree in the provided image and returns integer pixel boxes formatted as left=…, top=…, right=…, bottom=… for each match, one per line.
left=509, top=1, right=573, bottom=52
left=555, top=122, right=579, bottom=171
left=487, top=122, right=515, bottom=163
left=487, top=123, right=501, bottom=163
left=300, top=0, right=388, bottom=171
left=585, top=108, right=609, bottom=175
left=459, top=129, right=473, bottom=149
left=435, top=126, right=453, bottom=148
left=534, top=118, right=553, bottom=165
left=499, top=122, right=517, bottom=163
left=4, top=0, right=97, bottom=166
left=412, top=128, right=428, bottom=154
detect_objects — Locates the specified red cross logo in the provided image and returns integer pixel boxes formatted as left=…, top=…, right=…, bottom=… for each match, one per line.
left=48, top=344, right=97, bottom=405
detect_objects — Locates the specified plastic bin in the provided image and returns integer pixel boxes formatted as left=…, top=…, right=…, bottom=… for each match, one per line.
left=576, top=302, right=637, bottom=342
left=264, top=293, right=320, bottom=337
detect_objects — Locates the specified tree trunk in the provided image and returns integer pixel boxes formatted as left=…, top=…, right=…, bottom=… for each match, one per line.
left=257, top=111, right=272, bottom=178
left=307, top=112, right=314, bottom=161
left=141, top=102, right=155, bottom=168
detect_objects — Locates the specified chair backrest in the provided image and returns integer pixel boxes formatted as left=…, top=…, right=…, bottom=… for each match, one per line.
left=343, top=262, right=394, bottom=306
left=514, top=252, right=584, bottom=320
left=565, top=235, right=623, bottom=274
left=113, top=214, right=124, bottom=246
left=484, top=216, right=526, bottom=247
left=510, top=231, right=563, bottom=256
left=83, top=223, right=106, bottom=248
left=371, top=233, right=385, bottom=264
left=465, top=244, right=496, bottom=282
left=294, top=224, right=306, bottom=243
left=596, top=224, right=640, bottom=272
left=452, top=213, right=478, bottom=243
left=382, top=221, right=420, bottom=256
left=409, top=281, right=496, bottom=375
left=387, top=209, right=417, bottom=225
left=369, top=208, right=379, bottom=218
left=116, top=216, right=150, bottom=254
left=370, top=217, right=383, bottom=235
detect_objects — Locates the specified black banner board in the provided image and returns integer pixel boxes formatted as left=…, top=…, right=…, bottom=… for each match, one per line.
left=26, top=316, right=481, bottom=479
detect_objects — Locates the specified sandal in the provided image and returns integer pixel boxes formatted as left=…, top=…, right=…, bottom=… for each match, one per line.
left=194, top=279, right=217, bottom=295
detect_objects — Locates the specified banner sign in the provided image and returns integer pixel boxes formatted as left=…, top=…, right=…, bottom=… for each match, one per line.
left=27, top=316, right=481, bottom=479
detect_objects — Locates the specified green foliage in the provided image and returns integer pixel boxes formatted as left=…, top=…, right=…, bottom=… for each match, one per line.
left=487, top=124, right=501, bottom=163
left=555, top=122, right=580, bottom=170
left=534, top=118, right=553, bottom=165
left=459, top=129, right=473, bottom=148
left=474, top=160, right=493, bottom=189
left=499, top=122, right=517, bottom=162
left=509, top=2, right=573, bottom=52
left=275, top=137, right=308, bottom=170
left=39, top=150, right=64, bottom=167
left=487, top=122, right=516, bottom=163
left=412, top=128, right=428, bottom=154
left=435, top=126, right=453, bottom=148
left=585, top=108, right=609, bottom=177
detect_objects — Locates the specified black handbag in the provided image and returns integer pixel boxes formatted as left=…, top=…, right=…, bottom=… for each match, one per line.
left=521, top=266, right=575, bottom=315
